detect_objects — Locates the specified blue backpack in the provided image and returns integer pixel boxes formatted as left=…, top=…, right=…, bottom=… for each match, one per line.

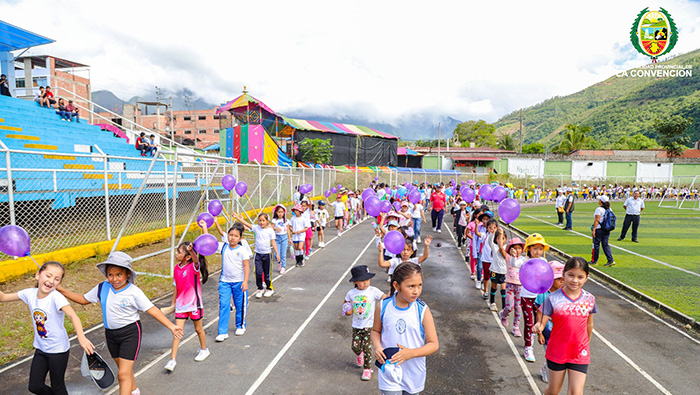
left=601, top=209, right=616, bottom=231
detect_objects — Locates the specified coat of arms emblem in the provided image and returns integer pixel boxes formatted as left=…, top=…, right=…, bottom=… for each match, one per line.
left=630, top=8, right=678, bottom=62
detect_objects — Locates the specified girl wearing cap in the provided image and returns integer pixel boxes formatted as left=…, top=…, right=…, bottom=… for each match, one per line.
left=591, top=195, right=615, bottom=267
left=500, top=237, right=525, bottom=336
left=271, top=204, right=292, bottom=273
left=1, top=261, right=95, bottom=395
left=343, top=265, right=387, bottom=381
left=58, top=252, right=183, bottom=395
left=521, top=233, right=549, bottom=363
left=487, top=219, right=508, bottom=312
left=315, top=201, right=329, bottom=248
left=290, top=204, right=310, bottom=267
left=535, top=261, right=565, bottom=383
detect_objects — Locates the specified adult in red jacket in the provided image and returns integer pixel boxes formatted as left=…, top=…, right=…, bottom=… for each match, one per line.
left=430, top=184, right=447, bottom=233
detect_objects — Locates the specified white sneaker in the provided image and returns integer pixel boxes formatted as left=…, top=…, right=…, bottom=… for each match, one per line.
left=235, top=327, right=246, bottom=336
left=470, top=274, right=476, bottom=279
left=215, top=334, right=229, bottom=342
left=540, top=364, right=549, bottom=383
left=416, top=237, right=421, bottom=243
left=524, top=346, right=536, bottom=362
left=280, top=267, right=286, bottom=274
left=490, top=303, right=498, bottom=311
left=432, top=227, right=437, bottom=232
left=194, top=348, right=210, bottom=362
left=131, top=389, right=141, bottom=395
left=255, top=289, right=264, bottom=298
left=437, top=229, right=442, bottom=233
left=164, top=359, right=176, bottom=371
left=475, top=280, right=481, bottom=289
left=319, top=241, right=325, bottom=248
left=264, top=289, right=274, bottom=297
left=304, top=255, right=310, bottom=260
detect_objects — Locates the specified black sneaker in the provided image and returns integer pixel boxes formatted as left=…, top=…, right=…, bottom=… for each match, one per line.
left=590, top=261, right=597, bottom=265
left=617, top=238, right=623, bottom=241
left=604, top=261, right=616, bottom=267
left=632, top=240, right=639, bottom=243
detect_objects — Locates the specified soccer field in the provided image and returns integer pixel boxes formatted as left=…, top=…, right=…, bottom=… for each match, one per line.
left=504, top=201, right=700, bottom=321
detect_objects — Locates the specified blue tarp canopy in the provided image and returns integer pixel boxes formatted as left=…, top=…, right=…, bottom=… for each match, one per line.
left=0, top=20, right=54, bottom=52
left=202, top=143, right=220, bottom=151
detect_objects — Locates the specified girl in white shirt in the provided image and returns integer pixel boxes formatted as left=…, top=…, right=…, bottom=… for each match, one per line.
left=290, top=204, right=310, bottom=267
left=0, top=261, right=94, bottom=395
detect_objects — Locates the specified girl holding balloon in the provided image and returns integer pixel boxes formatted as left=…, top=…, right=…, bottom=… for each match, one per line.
left=521, top=233, right=550, bottom=363
left=499, top=237, right=526, bottom=337
left=534, top=257, right=595, bottom=394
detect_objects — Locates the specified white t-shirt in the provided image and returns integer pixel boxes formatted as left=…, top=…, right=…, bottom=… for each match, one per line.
left=252, top=224, right=276, bottom=254
left=411, top=204, right=424, bottom=218
left=387, top=257, right=418, bottom=275
left=217, top=238, right=253, bottom=283
left=624, top=197, right=645, bottom=215
left=345, top=286, right=384, bottom=329
left=350, top=197, right=361, bottom=211
left=18, top=289, right=70, bottom=353
left=594, top=206, right=606, bottom=229
left=271, top=218, right=290, bottom=236
left=331, top=201, right=345, bottom=217
left=315, top=208, right=329, bottom=226
left=85, top=282, right=155, bottom=330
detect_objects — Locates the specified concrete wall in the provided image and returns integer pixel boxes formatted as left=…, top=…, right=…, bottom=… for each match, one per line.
left=572, top=161, right=606, bottom=181
left=507, top=158, right=544, bottom=177
left=544, top=161, right=572, bottom=176
left=637, top=162, right=673, bottom=182
left=606, top=161, right=637, bottom=177
left=493, top=159, right=508, bottom=174
left=672, top=164, right=700, bottom=177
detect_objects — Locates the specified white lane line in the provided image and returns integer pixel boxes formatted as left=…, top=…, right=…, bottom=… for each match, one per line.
left=244, top=236, right=376, bottom=395
left=443, top=226, right=541, bottom=395
left=593, top=329, right=672, bottom=395
left=525, top=214, right=700, bottom=278
left=588, top=277, right=700, bottom=346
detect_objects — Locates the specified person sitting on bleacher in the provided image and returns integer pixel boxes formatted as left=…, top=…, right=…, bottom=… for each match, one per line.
left=146, top=134, right=159, bottom=157
left=135, top=132, right=149, bottom=156
left=65, top=100, right=80, bottom=123
left=1, top=74, right=13, bottom=97
left=54, top=98, right=71, bottom=121
left=40, top=86, right=56, bottom=108
left=34, top=87, right=45, bottom=104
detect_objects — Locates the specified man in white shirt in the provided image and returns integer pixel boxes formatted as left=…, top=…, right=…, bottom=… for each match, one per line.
left=617, top=190, right=645, bottom=243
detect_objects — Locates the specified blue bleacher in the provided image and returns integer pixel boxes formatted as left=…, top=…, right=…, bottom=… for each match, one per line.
left=0, top=95, right=198, bottom=209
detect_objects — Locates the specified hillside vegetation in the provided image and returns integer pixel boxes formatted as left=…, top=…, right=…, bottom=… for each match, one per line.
left=494, top=48, right=700, bottom=148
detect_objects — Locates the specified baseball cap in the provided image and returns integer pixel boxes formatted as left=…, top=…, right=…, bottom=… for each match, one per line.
left=318, top=201, right=326, bottom=206
left=550, top=261, right=565, bottom=279
left=598, top=195, right=609, bottom=203
left=81, top=351, right=115, bottom=389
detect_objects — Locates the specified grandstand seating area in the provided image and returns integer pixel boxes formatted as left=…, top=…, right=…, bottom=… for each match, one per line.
left=0, top=95, right=195, bottom=209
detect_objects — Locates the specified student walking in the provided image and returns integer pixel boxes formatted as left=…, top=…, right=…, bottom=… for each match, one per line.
left=233, top=212, right=280, bottom=298
left=591, top=195, right=615, bottom=267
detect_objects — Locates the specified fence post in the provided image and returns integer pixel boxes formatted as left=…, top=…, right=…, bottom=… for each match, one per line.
left=258, top=162, right=262, bottom=209
left=94, top=145, right=112, bottom=240
left=170, top=151, right=179, bottom=277
left=276, top=164, right=280, bottom=205
left=164, top=159, right=170, bottom=228
left=289, top=166, right=293, bottom=202
left=2, top=142, right=16, bottom=225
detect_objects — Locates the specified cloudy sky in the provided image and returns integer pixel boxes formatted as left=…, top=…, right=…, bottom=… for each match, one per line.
left=2, top=0, right=699, bottom=126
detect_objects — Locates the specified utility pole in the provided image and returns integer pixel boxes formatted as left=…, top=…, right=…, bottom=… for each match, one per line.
left=519, top=109, right=523, bottom=153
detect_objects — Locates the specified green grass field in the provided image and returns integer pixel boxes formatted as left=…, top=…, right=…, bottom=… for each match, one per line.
left=502, top=201, right=700, bottom=321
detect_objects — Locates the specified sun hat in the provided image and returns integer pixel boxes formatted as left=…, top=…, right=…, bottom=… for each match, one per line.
left=401, top=201, right=409, bottom=207
left=459, top=200, right=467, bottom=206
left=472, top=201, right=482, bottom=209
left=524, top=233, right=550, bottom=252
left=291, top=203, right=303, bottom=212
left=550, top=261, right=565, bottom=279
left=349, top=265, right=376, bottom=282
left=386, top=211, right=401, bottom=219
left=505, top=237, right=525, bottom=252
left=598, top=195, right=609, bottom=203
left=96, top=251, right=137, bottom=284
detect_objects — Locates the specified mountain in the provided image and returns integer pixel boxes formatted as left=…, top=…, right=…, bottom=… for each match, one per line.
left=92, top=89, right=217, bottom=114
left=493, top=48, right=700, bottom=148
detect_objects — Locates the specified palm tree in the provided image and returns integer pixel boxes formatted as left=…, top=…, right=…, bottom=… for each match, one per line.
left=497, top=133, right=517, bottom=151
left=557, top=124, right=590, bottom=153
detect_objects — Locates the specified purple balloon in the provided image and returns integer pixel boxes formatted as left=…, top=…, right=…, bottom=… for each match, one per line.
left=222, top=175, right=236, bottom=191
left=384, top=187, right=391, bottom=195
left=384, top=230, right=405, bottom=255
left=0, top=225, right=31, bottom=256
left=499, top=198, right=521, bottom=224
left=337, top=184, right=342, bottom=189
left=208, top=200, right=223, bottom=216
left=197, top=212, right=215, bottom=228
left=380, top=200, right=392, bottom=213
left=393, top=201, right=401, bottom=211
left=364, top=196, right=381, bottom=217
left=409, top=190, right=421, bottom=204
left=362, top=188, right=375, bottom=201
left=479, top=184, right=493, bottom=200
left=306, top=184, right=313, bottom=194
left=491, top=186, right=507, bottom=203
left=374, top=176, right=378, bottom=181
left=235, top=181, right=248, bottom=196
left=193, top=234, right=219, bottom=256
left=463, top=188, right=476, bottom=203
left=330, top=187, right=337, bottom=194
left=520, top=258, right=554, bottom=294
left=325, top=189, right=332, bottom=198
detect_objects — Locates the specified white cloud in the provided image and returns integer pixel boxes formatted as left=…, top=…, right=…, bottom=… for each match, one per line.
left=2, top=0, right=699, bottom=125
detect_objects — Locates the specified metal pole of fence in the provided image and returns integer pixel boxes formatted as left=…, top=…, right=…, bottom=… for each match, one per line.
left=110, top=153, right=161, bottom=256
left=169, top=152, right=179, bottom=277
left=95, top=145, right=112, bottom=240
left=289, top=166, right=293, bottom=202
left=1, top=141, right=16, bottom=225
left=176, top=161, right=222, bottom=248
left=276, top=164, right=280, bottom=205
left=258, top=162, right=262, bottom=209
left=164, top=159, right=170, bottom=228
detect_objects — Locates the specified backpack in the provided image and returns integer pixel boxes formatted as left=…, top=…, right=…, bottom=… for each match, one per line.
left=601, top=208, right=616, bottom=231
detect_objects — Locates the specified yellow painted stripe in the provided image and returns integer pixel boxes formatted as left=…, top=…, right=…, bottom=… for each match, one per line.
left=0, top=117, right=5, bottom=122
left=0, top=125, right=22, bottom=131
left=44, top=155, right=75, bottom=160
left=24, top=143, right=57, bottom=150
left=5, top=134, right=40, bottom=141
left=64, top=164, right=94, bottom=170
left=107, top=183, right=131, bottom=189
left=83, top=173, right=113, bottom=179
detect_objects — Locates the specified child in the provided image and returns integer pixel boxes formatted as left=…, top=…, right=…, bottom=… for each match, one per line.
left=411, top=197, right=426, bottom=243
left=205, top=221, right=252, bottom=339
left=535, top=261, right=565, bottom=383
left=290, top=204, right=310, bottom=267
left=315, top=201, right=329, bottom=248
left=0, top=261, right=95, bottom=395
left=164, top=242, right=210, bottom=372
left=488, top=219, right=508, bottom=312
left=307, top=202, right=317, bottom=255
left=271, top=204, right=291, bottom=274
left=475, top=210, right=494, bottom=299
left=343, top=265, right=386, bottom=381
left=300, top=199, right=314, bottom=259
left=534, top=257, right=595, bottom=394
left=454, top=200, right=469, bottom=248
left=331, top=194, right=346, bottom=236
left=500, top=237, right=526, bottom=337
left=231, top=213, right=279, bottom=299
left=378, top=236, right=432, bottom=283
left=58, top=252, right=183, bottom=395
left=521, top=233, right=549, bottom=363
left=371, top=263, right=439, bottom=394
left=465, top=210, right=479, bottom=282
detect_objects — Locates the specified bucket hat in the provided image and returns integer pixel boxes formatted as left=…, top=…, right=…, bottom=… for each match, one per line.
left=349, top=265, right=376, bottom=282
left=524, top=233, right=550, bottom=252
left=96, top=251, right=137, bottom=284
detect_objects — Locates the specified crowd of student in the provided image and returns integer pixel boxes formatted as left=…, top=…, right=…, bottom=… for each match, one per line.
left=0, top=179, right=597, bottom=395
left=30, top=86, right=81, bottom=123
left=515, top=183, right=699, bottom=204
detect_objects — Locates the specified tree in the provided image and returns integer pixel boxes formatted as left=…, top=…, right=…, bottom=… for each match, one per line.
left=522, top=142, right=545, bottom=154
left=298, top=138, right=333, bottom=164
left=556, top=124, right=590, bottom=154
left=653, top=115, right=692, bottom=158
left=452, top=120, right=497, bottom=148
left=497, top=134, right=517, bottom=151
left=612, top=134, right=660, bottom=150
